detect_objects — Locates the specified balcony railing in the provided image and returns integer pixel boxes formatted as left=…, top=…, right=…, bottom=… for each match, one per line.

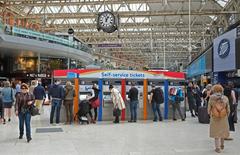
left=0, top=21, right=91, bottom=54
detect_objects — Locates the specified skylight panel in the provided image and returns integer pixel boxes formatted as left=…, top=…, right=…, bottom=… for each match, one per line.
left=112, top=4, right=121, bottom=11
left=78, top=29, right=97, bottom=32
left=121, top=17, right=149, bottom=23
left=63, top=6, right=71, bottom=13
left=80, top=5, right=88, bottom=13
left=32, top=7, right=42, bottom=14
left=68, top=6, right=77, bottom=12
left=209, top=15, right=217, bottom=21
left=68, top=19, right=78, bottom=24
left=54, top=19, right=64, bottom=24
left=79, top=18, right=93, bottom=24
left=50, top=6, right=60, bottom=13
left=216, top=0, right=229, bottom=7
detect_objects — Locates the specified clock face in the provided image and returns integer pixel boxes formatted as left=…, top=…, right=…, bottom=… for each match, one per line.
left=98, top=12, right=115, bottom=29
left=97, top=11, right=118, bottom=33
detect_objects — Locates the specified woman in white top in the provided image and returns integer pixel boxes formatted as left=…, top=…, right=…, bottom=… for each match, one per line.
left=109, top=85, right=125, bottom=123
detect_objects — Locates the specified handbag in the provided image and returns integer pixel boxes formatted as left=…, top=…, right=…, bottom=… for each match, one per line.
left=91, top=98, right=100, bottom=108
left=30, top=104, right=40, bottom=116
left=113, top=108, right=121, bottom=117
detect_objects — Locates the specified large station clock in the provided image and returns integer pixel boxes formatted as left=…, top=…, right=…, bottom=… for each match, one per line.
left=97, top=11, right=118, bottom=33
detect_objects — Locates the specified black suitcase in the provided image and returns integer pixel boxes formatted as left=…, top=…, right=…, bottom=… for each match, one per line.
left=198, top=106, right=210, bottom=124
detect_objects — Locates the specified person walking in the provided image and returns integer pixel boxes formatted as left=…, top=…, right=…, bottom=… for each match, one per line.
left=15, top=80, right=22, bottom=96
left=186, top=82, right=197, bottom=117
left=169, top=87, right=185, bottom=121
left=109, top=85, right=125, bottom=124
left=128, top=82, right=139, bottom=123
left=202, top=84, right=212, bottom=106
left=0, top=82, right=4, bottom=124
left=33, top=80, right=46, bottom=110
left=229, top=82, right=238, bottom=123
left=223, top=82, right=237, bottom=140
left=48, top=79, right=64, bottom=125
left=149, top=84, right=164, bottom=122
left=15, top=83, right=35, bottom=143
left=63, top=81, right=75, bottom=124
left=193, top=83, right=202, bottom=116
left=29, top=80, right=37, bottom=95
left=88, top=83, right=100, bottom=123
left=208, top=84, right=230, bottom=153
left=1, top=81, right=15, bottom=124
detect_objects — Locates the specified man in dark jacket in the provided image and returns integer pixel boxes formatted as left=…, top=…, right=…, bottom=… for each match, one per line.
left=128, top=82, right=139, bottom=123
left=48, top=79, right=64, bottom=125
left=150, top=84, right=163, bottom=122
left=33, top=81, right=46, bottom=110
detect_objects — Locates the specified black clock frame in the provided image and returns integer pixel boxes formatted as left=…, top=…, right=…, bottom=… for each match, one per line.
left=97, top=11, right=118, bottom=33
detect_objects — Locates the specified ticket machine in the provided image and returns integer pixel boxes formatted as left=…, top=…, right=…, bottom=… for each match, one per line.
left=53, top=69, right=186, bottom=121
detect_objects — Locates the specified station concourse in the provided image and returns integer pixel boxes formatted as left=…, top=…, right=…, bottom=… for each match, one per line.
left=0, top=0, right=240, bottom=155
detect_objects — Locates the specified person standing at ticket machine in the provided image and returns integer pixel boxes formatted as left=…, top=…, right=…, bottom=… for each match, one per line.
left=88, top=83, right=100, bottom=123
left=128, top=82, right=139, bottom=123
left=109, top=85, right=126, bottom=124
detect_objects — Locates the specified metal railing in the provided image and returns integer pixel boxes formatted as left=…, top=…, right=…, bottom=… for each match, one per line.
left=0, top=21, right=91, bottom=54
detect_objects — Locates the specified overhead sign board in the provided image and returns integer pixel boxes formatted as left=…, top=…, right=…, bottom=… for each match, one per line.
left=54, top=69, right=185, bottom=80
left=213, top=28, right=237, bottom=72
left=97, top=44, right=122, bottom=48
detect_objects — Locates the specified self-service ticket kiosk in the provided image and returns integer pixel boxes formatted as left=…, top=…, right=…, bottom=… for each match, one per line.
left=53, top=69, right=186, bottom=121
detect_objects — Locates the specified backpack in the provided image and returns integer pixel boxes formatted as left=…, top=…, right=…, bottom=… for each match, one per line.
left=175, top=89, right=184, bottom=102
left=211, top=97, right=227, bottom=118
left=153, top=87, right=164, bottom=104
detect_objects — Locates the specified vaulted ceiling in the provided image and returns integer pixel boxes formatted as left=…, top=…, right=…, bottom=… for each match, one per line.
left=1, top=0, right=239, bottom=69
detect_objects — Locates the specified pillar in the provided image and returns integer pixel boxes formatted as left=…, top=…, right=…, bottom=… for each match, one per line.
left=143, top=79, right=148, bottom=120
left=73, top=78, right=79, bottom=121
left=98, top=79, right=103, bottom=121
left=121, top=79, right=126, bottom=121
left=164, top=80, right=169, bottom=119
left=37, top=53, right=40, bottom=73
left=67, top=58, right=70, bottom=69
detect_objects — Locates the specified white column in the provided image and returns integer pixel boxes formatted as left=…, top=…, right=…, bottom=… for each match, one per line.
left=38, top=53, right=40, bottom=73
left=163, top=33, right=166, bottom=69
left=188, top=0, right=192, bottom=62
left=67, top=58, right=70, bottom=69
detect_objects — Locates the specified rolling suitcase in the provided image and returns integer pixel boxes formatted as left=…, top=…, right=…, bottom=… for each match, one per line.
left=198, top=106, right=210, bottom=124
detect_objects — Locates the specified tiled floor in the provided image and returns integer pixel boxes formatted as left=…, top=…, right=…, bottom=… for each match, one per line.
left=0, top=106, right=239, bottom=155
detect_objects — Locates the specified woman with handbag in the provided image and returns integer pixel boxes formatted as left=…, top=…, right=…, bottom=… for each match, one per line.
left=88, top=83, right=100, bottom=123
left=15, top=83, right=35, bottom=143
left=109, top=85, right=125, bottom=123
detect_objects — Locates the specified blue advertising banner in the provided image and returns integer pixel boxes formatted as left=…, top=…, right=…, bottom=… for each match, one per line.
left=67, top=72, right=77, bottom=78
left=213, top=28, right=237, bottom=72
left=187, top=55, right=206, bottom=77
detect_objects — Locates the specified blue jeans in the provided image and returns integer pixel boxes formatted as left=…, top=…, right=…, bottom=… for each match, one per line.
left=50, top=99, right=62, bottom=124
left=18, top=111, right=31, bottom=139
left=152, top=102, right=163, bottom=121
left=130, top=100, right=138, bottom=121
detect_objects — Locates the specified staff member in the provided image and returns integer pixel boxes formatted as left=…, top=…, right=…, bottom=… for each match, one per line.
left=15, top=83, right=35, bottom=143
